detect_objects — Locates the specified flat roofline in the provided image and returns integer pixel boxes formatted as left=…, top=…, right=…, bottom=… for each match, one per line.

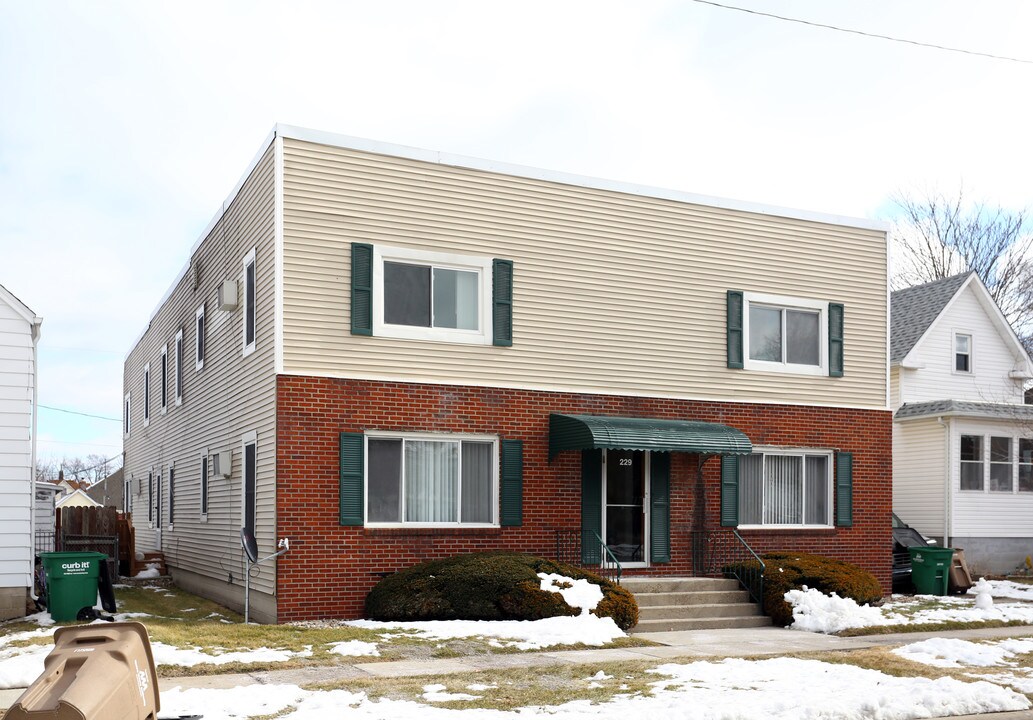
left=275, top=123, right=889, bottom=233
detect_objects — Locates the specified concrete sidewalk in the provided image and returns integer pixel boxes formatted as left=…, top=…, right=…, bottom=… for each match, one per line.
left=5, top=625, right=1033, bottom=717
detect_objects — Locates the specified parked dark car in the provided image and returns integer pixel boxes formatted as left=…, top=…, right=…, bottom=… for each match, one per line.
left=892, top=513, right=935, bottom=591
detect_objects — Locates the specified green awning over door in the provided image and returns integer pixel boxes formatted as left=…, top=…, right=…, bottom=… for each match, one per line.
left=549, top=413, right=752, bottom=460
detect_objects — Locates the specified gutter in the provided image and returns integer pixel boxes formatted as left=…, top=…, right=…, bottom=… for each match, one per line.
left=938, top=416, right=951, bottom=547
left=29, top=317, right=41, bottom=601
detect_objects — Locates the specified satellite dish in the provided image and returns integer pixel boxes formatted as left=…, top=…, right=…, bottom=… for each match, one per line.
left=240, top=528, right=258, bottom=564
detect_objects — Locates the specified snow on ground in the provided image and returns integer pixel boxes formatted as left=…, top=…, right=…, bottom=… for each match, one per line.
left=348, top=614, right=625, bottom=651
left=784, top=587, right=904, bottom=633
left=150, top=641, right=312, bottom=667
left=538, top=573, right=603, bottom=614
left=970, top=579, right=1033, bottom=602
left=0, top=626, right=58, bottom=689
left=327, top=640, right=379, bottom=657
left=157, top=658, right=1029, bottom=720
left=134, top=563, right=161, bottom=579
left=893, top=637, right=1033, bottom=695
left=423, top=683, right=480, bottom=702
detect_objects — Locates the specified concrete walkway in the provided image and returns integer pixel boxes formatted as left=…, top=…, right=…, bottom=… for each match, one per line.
left=5, top=625, right=1033, bottom=717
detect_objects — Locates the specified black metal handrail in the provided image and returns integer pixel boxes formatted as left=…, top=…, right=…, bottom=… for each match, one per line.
left=691, top=528, right=765, bottom=610
left=593, top=531, right=623, bottom=584
left=728, top=529, right=764, bottom=609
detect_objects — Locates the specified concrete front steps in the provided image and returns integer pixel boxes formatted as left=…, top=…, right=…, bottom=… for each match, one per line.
left=622, top=577, right=771, bottom=633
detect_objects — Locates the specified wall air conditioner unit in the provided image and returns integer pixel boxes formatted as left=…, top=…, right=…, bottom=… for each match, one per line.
left=212, top=450, right=232, bottom=479
left=218, top=279, right=238, bottom=311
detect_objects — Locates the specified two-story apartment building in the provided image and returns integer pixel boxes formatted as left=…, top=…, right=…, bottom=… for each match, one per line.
left=0, top=284, right=41, bottom=620
left=123, top=125, right=891, bottom=623
left=892, top=272, right=1033, bottom=574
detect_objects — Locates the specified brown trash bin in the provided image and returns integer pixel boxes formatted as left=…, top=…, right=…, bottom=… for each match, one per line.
left=949, top=548, right=974, bottom=594
left=3, top=622, right=160, bottom=720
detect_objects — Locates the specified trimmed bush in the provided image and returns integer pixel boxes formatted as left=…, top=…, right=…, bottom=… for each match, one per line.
left=365, top=551, right=639, bottom=630
left=726, top=551, right=882, bottom=627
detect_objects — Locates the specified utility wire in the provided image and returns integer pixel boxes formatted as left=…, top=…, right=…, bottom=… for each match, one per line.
left=38, top=404, right=121, bottom=423
left=690, top=0, right=1033, bottom=66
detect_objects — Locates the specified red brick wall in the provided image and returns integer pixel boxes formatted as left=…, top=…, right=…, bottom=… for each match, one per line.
left=275, top=376, right=892, bottom=622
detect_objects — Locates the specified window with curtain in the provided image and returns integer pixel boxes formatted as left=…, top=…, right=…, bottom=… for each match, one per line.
left=739, top=450, right=831, bottom=526
left=366, top=435, right=496, bottom=525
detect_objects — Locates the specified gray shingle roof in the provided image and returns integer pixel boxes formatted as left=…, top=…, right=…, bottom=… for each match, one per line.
left=890, top=272, right=973, bottom=363
left=895, top=399, right=1033, bottom=420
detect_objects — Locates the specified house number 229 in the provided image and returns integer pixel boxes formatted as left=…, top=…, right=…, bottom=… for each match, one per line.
left=619, top=458, right=632, bottom=466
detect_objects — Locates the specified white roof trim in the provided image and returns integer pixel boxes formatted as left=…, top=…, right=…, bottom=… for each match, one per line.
left=901, top=274, right=1033, bottom=375
left=274, top=123, right=889, bottom=232
left=0, top=283, right=41, bottom=326
left=55, top=489, right=101, bottom=508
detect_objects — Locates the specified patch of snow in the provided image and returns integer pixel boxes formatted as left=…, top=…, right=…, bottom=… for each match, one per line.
left=893, top=638, right=1014, bottom=668
left=587, top=671, right=612, bottom=680
left=967, top=579, right=1033, bottom=603
left=327, top=640, right=379, bottom=657
left=784, top=587, right=903, bottom=633
left=422, top=683, right=479, bottom=702
left=973, top=578, right=995, bottom=609
left=467, top=683, right=496, bottom=691
left=134, top=563, right=161, bottom=579
left=348, top=614, right=624, bottom=650
left=538, top=573, right=603, bottom=615
left=149, top=642, right=307, bottom=667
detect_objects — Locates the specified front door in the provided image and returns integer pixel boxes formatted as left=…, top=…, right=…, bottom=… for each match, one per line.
left=603, top=449, right=649, bottom=565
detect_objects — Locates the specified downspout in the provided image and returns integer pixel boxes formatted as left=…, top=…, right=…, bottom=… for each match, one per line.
left=938, top=416, right=950, bottom=547
left=28, top=318, right=41, bottom=601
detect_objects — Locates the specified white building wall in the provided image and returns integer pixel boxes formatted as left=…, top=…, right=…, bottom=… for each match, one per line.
left=892, top=418, right=947, bottom=538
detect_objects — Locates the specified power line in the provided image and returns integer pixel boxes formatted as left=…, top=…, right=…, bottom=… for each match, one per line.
left=38, top=404, right=121, bottom=423
left=690, top=0, right=1033, bottom=66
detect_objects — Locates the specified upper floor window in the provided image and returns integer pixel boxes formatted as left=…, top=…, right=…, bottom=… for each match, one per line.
left=124, top=392, right=131, bottom=436
left=143, top=363, right=151, bottom=426
left=174, top=330, right=183, bottom=405
left=372, top=245, right=493, bottom=345
left=195, top=304, right=205, bottom=371
left=743, top=293, right=829, bottom=376
left=366, top=432, right=498, bottom=526
left=160, top=344, right=168, bottom=414
left=738, top=448, right=832, bottom=527
left=243, top=248, right=256, bottom=356
left=955, top=333, right=972, bottom=373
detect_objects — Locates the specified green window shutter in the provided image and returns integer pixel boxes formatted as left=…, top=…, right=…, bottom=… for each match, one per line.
left=581, top=450, right=602, bottom=564
left=727, top=290, right=744, bottom=369
left=650, top=452, right=671, bottom=563
left=500, top=439, right=523, bottom=526
left=720, top=455, right=739, bottom=527
left=836, top=451, right=853, bottom=527
left=339, top=432, right=365, bottom=526
left=351, top=243, right=373, bottom=336
left=829, top=303, right=844, bottom=377
left=492, top=259, right=513, bottom=347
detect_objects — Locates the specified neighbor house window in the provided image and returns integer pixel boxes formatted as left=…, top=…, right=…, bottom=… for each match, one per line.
left=990, top=436, right=1012, bottom=492
left=148, top=471, right=154, bottom=522
left=200, top=450, right=209, bottom=518
left=160, top=344, right=168, bottom=413
left=124, top=392, right=131, bottom=436
left=372, top=245, right=493, bottom=344
left=123, top=476, right=132, bottom=514
left=195, top=304, right=205, bottom=371
left=743, top=292, right=827, bottom=375
left=961, top=433, right=1033, bottom=493
left=960, top=435, right=983, bottom=490
left=955, top=333, right=972, bottom=372
left=738, top=448, right=832, bottom=527
left=168, top=466, right=175, bottom=526
left=242, top=432, right=257, bottom=537
left=366, top=433, right=497, bottom=525
left=242, top=248, right=256, bottom=356
left=143, top=364, right=150, bottom=426
left=174, top=330, right=183, bottom=405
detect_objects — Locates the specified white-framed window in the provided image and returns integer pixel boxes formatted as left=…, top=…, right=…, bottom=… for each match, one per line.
left=960, top=433, right=1033, bottom=493
left=372, top=245, right=493, bottom=345
left=365, top=432, right=498, bottom=526
left=143, top=363, right=151, bottom=427
left=200, top=448, right=209, bottom=521
left=160, top=344, right=168, bottom=414
left=123, top=475, right=132, bottom=514
left=124, top=392, right=131, bottom=437
left=174, top=329, right=183, bottom=405
left=743, top=292, right=827, bottom=376
left=195, top=304, right=205, bottom=371
left=242, top=248, right=256, bottom=357
left=168, top=464, right=176, bottom=528
left=738, top=447, right=833, bottom=528
left=241, top=431, right=257, bottom=536
left=954, top=332, right=973, bottom=373
left=147, top=470, right=154, bottom=524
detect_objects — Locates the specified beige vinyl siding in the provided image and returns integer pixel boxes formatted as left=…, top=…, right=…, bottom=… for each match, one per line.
left=281, top=139, right=887, bottom=408
left=893, top=417, right=946, bottom=538
left=123, top=145, right=278, bottom=611
left=890, top=365, right=900, bottom=410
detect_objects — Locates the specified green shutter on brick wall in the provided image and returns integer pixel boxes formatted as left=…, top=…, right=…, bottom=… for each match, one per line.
left=581, top=450, right=602, bottom=564
left=500, top=439, right=523, bottom=526
left=727, top=290, right=744, bottom=369
left=836, top=451, right=853, bottom=527
left=650, top=453, right=671, bottom=563
left=720, top=455, right=739, bottom=527
left=829, top=302, right=844, bottom=377
left=351, top=243, right=373, bottom=336
left=339, top=432, right=365, bottom=526
left=493, top=259, right=513, bottom=347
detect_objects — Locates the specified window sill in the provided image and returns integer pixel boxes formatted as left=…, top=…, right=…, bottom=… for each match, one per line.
left=365, top=526, right=503, bottom=537
left=737, top=526, right=836, bottom=534
left=743, top=360, right=827, bottom=376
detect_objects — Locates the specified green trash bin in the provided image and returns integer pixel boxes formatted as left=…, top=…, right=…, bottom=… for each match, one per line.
left=39, top=551, right=105, bottom=622
left=908, top=546, right=955, bottom=596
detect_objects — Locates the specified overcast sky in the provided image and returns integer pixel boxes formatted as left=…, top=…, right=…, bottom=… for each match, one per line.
left=1, top=0, right=1030, bottom=470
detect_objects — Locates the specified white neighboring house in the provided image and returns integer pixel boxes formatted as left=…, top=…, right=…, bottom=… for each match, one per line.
left=33, top=481, right=62, bottom=552
left=892, top=272, right=1033, bottom=574
left=0, top=284, right=41, bottom=620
